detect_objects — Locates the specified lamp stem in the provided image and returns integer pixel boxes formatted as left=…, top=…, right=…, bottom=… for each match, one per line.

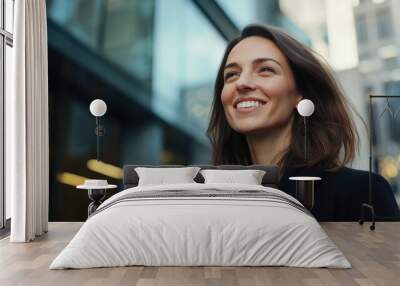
left=96, top=116, right=100, bottom=162
left=304, top=116, right=308, bottom=162
left=368, top=94, right=372, bottom=205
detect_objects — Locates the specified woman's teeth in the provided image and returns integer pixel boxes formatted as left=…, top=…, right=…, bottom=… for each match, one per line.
left=236, top=100, right=265, bottom=109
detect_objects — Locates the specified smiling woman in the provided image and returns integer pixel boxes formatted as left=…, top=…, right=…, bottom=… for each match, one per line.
left=207, top=24, right=400, bottom=221
left=221, top=36, right=302, bottom=167
left=208, top=24, right=357, bottom=173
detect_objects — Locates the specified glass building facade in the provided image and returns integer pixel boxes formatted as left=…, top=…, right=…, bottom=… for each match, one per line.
left=47, top=0, right=301, bottom=221
left=53, top=0, right=400, bottom=222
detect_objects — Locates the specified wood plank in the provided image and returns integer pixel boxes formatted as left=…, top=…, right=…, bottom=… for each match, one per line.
left=0, top=222, right=399, bottom=286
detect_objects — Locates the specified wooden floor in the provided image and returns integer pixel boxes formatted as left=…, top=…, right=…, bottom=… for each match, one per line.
left=0, top=222, right=399, bottom=286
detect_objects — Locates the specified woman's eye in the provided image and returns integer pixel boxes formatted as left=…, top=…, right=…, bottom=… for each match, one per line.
left=259, top=67, right=275, bottom=73
left=224, top=72, right=240, bottom=81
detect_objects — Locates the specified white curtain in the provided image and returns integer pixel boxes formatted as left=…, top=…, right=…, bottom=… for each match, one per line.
left=8, top=0, right=49, bottom=242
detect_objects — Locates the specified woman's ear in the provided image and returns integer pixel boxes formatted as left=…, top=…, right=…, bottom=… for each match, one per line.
left=296, top=95, right=304, bottom=105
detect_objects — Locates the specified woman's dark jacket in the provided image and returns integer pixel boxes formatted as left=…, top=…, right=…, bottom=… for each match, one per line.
left=279, top=166, right=400, bottom=221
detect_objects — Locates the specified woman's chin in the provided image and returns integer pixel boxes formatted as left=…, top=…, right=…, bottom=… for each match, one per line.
left=234, top=125, right=271, bottom=135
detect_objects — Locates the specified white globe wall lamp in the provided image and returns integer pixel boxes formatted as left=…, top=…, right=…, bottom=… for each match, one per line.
left=296, top=99, right=315, bottom=162
left=89, top=99, right=107, bottom=162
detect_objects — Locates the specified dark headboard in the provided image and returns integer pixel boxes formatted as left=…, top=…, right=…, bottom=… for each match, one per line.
left=123, top=164, right=280, bottom=189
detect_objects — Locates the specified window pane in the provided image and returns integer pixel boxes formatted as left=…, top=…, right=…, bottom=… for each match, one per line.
left=383, top=57, right=398, bottom=70
left=49, top=0, right=102, bottom=49
left=5, top=44, right=12, bottom=219
left=380, top=81, right=400, bottom=207
left=102, top=0, right=154, bottom=84
left=355, top=14, right=368, bottom=45
left=0, top=38, right=3, bottom=228
left=376, top=8, right=393, bottom=40
left=152, top=0, right=226, bottom=131
left=0, top=0, right=3, bottom=29
left=216, top=0, right=261, bottom=29
left=5, top=0, right=14, bottom=33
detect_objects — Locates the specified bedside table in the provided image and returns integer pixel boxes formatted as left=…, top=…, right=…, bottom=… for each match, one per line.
left=289, top=176, right=321, bottom=210
left=77, top=180, right=117, bottom=217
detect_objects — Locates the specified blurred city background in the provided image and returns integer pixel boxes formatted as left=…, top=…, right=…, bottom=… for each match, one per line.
left=3, top=0, right=400, bottom=221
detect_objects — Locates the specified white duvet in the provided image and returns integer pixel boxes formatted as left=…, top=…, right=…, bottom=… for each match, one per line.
left=50, top=183, right=351, bottom=269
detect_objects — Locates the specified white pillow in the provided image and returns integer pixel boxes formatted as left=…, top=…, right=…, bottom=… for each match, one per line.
left=200, top=169, right=266, bottom=185
left=135, top=167, right=201, bottom=186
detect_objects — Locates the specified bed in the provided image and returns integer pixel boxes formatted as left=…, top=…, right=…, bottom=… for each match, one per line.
left=50, top=164, right=350, bottom=269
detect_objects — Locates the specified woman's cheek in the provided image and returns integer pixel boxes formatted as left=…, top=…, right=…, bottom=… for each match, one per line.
left=220, top=86, right=232, bottom=106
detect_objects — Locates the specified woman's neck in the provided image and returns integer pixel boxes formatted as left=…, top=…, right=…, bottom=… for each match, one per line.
left=246, top=117, right=294, bottom=165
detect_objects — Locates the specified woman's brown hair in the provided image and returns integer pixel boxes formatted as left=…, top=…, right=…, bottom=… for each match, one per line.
left=207, top=24, right=365, bottom=177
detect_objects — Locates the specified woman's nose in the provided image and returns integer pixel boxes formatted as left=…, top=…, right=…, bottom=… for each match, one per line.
left=235, top=73, right=257, bottom=92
